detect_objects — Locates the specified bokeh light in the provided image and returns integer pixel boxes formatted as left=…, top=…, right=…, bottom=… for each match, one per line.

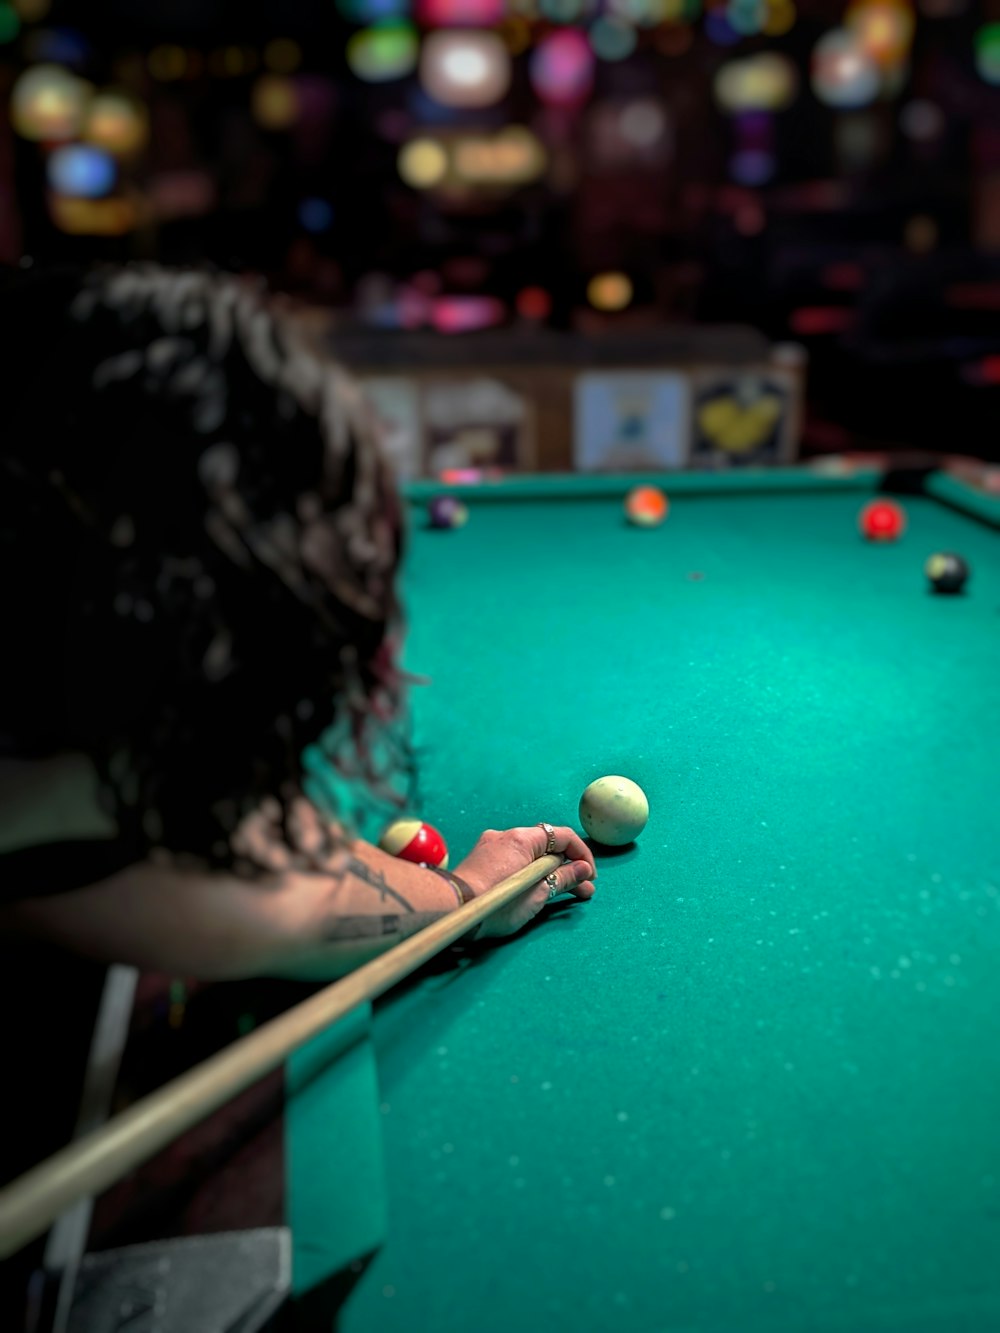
left=589, top=17, right=638, bottom=61
left=531, top=28, right=595, bottom=103
left=420, top=31, right=511, bottom=107
left=0, top=4, right=21, bottom=43
left=47, top=143, right=116, bottom=197
left=975, top=23, right=1000, bottom=86
left=588, top=271, right=634, bottom=310
left=264, top=39, right=302, bottom=74
left=251, top=74, right=300, bottom=130
left=452, top=126, right=546, bottom=185
left=899, top=97, right=944, bottom=140
left=25, top=27, right=90, bottom=66
left=726, top=0, right=767, bottom=37
left=811, top=29, right=881, bottom=108
left=904, top=213, right=937, bottom=252
left=705, top=10, right=742, bottom=45
left=847, top=0, right=915, bottom=69
left=715, top=53, right=798, bottom=113
left=14, top=0, right=51, bottom=19
left=416, top=0, right=505, bottom=23
left=148, top=45, right=187, bottom=81
left=299, top=198, right=335, bottom=233
left=83, top=91, right=149, bottom=156
left=541, top=0, right=592, bottom=19
left=11, top=64, right=92, bottom=141
left=619, top=99, right=670, bottom=148
left=399, top=136, right=449, bottom=188
left=348, top=23, right=420, bottom=83
left=517, top=286, right=553, bottom=320
left=729, top=147, right=777, bottom=185
left=337, top=0, right=409, bottom=18
left=762, top=0, right=796, bottom=35
left=49, top=195, right=136, bottom=235
left=430, top=295, right=506, bottom=334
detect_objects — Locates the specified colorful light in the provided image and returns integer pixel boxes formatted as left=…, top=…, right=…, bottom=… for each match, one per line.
left=726, top=0, right=767, bottom=35
left=619, top=99, right=669, bottom=148
left=714, top=53, right=798, bottom=112
left=847, top=0, right=914, bottom=68
left=762, top=0, right=796, bottom=35
left=83, top=91, right=149, bottom=155
left=14, top=0, right=51, bottom=19
left=587, top=272, right=633, bottom=311
left=705, top=10, right=742, bottom=44
left=530, top=28, right=595, bottom=103
left=337, top=0, right=409, bottom=19
left=589, top=17, right=638, bottom=60
left=299, top=198, right=335, bottom=233
left=347, top=22, right=419, bottom=82
left=811, top=29, right=880, bottom=108
left=47, top=143, right=116, bottom=197
left=430, top=295, right=506, bottom=333
left=251, top=74, right=299, bottom=129
left=517, top=286, right=552, bottom=320
left=148, top=45, right=187, bottom=81
left=0, top=4, right=21, bottom=43
left=975, top=23, right=1000, bottom=85
left=497, top=15, right=532, bottom=52
left=452, top=125, right=546, bottom=185
left=729, top=147, right=777, bottom=185
left=49, top=195, right=136, bottom=235
left=11, top=64, right=91, bottom=141
left=420, top=30, right=510, bottom=107
left=264, top=38, right=302, bottom=73
left=540, top=0, right=592, bottom=19
left=398, top=136, right=449, bottom=187
left=899, top=98, right=944, bottom=141
left=416, top=0, right=505, bottom=22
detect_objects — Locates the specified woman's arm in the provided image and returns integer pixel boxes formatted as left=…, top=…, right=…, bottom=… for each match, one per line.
left=0, top=843, right=464, bottom=981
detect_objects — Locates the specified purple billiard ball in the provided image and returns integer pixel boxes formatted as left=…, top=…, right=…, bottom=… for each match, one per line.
left=428, top=495, right=469, bottom=530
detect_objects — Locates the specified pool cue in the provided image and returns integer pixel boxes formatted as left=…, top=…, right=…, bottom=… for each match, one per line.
left=0, top=852, right=563, bottom=1260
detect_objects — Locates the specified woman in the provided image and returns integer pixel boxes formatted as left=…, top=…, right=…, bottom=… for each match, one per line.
left=0, top=264, right=596, bottom=981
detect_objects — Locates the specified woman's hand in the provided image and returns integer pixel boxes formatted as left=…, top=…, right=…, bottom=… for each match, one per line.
left=454, top=824, right=596, bottom=939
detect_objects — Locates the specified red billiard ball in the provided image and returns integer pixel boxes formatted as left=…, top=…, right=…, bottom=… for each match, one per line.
left=378, top=819, right=449, bottom=869
left=625, top=486, right=669, bottom=527
left=859, top=498, right=907, bottom=542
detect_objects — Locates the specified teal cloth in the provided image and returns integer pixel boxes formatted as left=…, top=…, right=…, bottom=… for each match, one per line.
left=286, top=1003, right=385, bottom=1297
left=303, top=471, right=1000, bottom=1333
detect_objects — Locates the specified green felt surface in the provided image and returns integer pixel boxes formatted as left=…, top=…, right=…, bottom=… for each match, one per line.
left=286, top=1004, right=386, bottom=1297
left=311, top=475, right=1000, bottom=1333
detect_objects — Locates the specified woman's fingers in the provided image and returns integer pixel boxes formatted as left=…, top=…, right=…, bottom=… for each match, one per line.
left=542, top=858, right=596, bottom=901
left=527, top=824, right=596, bottom=879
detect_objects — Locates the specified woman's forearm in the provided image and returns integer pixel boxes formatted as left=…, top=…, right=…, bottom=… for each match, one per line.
left=0, top=840, right=464, bottom=980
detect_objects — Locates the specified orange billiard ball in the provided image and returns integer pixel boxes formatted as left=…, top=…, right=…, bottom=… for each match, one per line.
left=859, top=498, right=906, bottom=542
left=378, top=819, right=449, bottom=869
left=625, top=486, right=669, bottom=528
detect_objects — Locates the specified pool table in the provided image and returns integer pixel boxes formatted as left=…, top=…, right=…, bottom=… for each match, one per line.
left=94, top=466, right=1000, bottom=1332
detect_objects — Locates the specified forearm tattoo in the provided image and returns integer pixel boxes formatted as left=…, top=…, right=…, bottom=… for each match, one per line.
left=319, top=856, right=439, bottom=943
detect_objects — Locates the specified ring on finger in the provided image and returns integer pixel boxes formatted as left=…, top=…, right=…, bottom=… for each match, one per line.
left=545, top=871, right=560, bottom=900
left=539, top=822, right=557, bottom=855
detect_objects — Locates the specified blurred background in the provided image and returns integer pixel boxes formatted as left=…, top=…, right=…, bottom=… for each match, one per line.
left=3, top=0, right=1000, bottom=471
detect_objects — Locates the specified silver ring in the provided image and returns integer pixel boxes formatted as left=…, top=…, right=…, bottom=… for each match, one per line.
left=539, top=822, right=557, bottom=855
left=545, top=871, right=560, bottom=900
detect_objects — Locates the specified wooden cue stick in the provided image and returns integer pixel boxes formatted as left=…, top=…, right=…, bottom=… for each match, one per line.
left=0, top=853, right=563, bottom=1260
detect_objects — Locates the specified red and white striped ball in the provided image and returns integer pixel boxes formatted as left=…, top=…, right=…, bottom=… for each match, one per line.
left=378, top=819, right=449, bottom=869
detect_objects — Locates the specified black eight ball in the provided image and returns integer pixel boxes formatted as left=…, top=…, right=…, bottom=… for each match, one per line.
left=925, top=552, right=969, bottom=594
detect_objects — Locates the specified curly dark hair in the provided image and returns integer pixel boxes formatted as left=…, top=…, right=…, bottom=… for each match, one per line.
left=1, top=264, right=411, bottom=869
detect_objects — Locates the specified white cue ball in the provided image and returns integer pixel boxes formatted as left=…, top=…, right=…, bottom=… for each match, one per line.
left=579, top=775, right=649, bottom=846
